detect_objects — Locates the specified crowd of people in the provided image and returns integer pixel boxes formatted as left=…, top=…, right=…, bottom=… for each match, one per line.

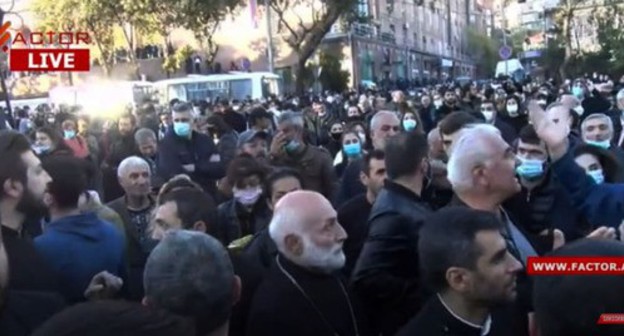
left=2, top=73, right=624, bottom=336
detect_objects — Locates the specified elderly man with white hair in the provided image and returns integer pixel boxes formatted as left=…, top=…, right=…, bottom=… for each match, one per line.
left=107, top=155, right=157, bottom=301
left=246, top=190, right=369, bottom=336
left=446, top=123, right=545, bottom=336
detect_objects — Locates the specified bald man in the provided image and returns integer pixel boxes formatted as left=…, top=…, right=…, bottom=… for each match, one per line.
left=246, top=191, right=369, bottom=336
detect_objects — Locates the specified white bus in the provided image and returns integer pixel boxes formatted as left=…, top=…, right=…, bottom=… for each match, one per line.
left=153, top=72, right=282, bottom=104
left=49, top=81, right=154, bottom=108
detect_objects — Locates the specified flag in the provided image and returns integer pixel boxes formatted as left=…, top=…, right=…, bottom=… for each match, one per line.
left=250, top=0, right=259, bottom=29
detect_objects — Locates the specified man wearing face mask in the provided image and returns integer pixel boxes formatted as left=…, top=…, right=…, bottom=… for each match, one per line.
left=504, top=125, right=585, bottom=242
left=158, top=102, right=226, bottom=195
left=269, top=111, right=335, bottom=200
left=580, top=113, right=624, bottom=168
left=479, top=100, right=517, bottom=145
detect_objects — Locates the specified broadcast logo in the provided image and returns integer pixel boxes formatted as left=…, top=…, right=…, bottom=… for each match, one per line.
left=0, top=21, right=91, bottom=72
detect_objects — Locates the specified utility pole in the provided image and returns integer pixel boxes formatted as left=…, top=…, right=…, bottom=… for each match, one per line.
left=265, top=0, right=275, bottom=73
left=502, top=0, right=508, bottom=76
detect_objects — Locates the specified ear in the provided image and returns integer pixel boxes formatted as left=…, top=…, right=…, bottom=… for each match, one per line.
left=43, top=192, right=54, bottom=208
left=445, top=266, right=471, bottom=293
left=192, top=221, right=207, bottom=234
left=141, top=296, right=150, bottom=307
left=3, top=179, right=22, bottom=199
left=359, top=171, right=369, bottom=188
left=472, top=165, right=486, bottom=186
left=231, top=275, right=242, bottom=306
left=284, top=234, right=303, bottom=256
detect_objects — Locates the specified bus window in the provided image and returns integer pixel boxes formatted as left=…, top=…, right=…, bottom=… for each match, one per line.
left=262, top=77, right=280, bottom=97
left=168, top=84, right=187, bottom=102
left=230, top=79, right=253, bottom=100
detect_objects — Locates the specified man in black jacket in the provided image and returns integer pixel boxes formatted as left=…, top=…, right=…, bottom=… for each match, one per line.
left=351, top=131, right=432, bottom=336
left=397, top=207, right=522, bottom=336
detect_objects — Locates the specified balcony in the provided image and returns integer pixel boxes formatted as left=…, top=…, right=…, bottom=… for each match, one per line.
left=380, top=32, right=396, bottom=44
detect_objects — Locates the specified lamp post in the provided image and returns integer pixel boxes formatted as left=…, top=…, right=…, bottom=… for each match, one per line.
left=0, top=8, right=12, bottom=117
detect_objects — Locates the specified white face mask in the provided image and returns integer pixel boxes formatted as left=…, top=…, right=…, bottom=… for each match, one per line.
left=233, top=187, right=262, bottom=206
left=434, top=100, right=443, bottom=108
left=574, top=105, right=584, bottom=115
left=506, top=104, right=518, bottom=116
left=482, top=111, right=495, bottom=121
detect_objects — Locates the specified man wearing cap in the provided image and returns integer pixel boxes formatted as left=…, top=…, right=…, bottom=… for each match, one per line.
left=237, top=130, right=270, bottom=165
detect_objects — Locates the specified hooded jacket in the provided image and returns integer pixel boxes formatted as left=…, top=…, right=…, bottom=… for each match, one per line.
left=34, top=212, right=126, bottom=303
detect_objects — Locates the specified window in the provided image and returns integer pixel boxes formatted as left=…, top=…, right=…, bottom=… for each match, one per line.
left=390, top=24, right=396, bottom=32
left=357, top=0, right=369, bottom=17
left=230, top=79, right=253, bottom=100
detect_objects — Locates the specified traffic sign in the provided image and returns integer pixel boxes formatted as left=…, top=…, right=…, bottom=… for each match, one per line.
left=499, top=45, right=512, bottom=60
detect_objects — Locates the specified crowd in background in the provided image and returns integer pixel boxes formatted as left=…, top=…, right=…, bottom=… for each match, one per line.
left=2, top=72, right=624, bottom=335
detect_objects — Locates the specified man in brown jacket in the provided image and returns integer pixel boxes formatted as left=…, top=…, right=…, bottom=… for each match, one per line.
left=269, top=111, right=335, bottom=200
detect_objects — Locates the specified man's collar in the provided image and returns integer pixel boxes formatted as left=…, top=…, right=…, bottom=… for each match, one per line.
left=437, top=293, right=492, bottom=335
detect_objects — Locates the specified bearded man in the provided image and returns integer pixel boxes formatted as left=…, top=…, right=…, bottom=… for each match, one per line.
left=245, top=191, right=370, bottom=336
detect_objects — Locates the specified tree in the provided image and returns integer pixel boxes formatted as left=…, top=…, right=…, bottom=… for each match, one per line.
left=466, top=27, right=499, bottom=78
left=590, top=1, right=624, bottom=74
left=266, top=0, right=358, bottom=94
left=31, top=0, right=117, bottom=76
left=318, top=52, right=349, bottom=93
left=552, top=0, right=591, bottom=79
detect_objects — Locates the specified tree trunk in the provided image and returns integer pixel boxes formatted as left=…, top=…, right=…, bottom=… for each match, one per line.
left=560, top=10, right=574, bottom=79
left=294, top=58, right=307, bottom=95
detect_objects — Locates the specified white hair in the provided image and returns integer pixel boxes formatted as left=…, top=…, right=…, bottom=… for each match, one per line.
left=617, top=88, right=624, bottom=102
left=117, top=156, right=150, bottom=178
left=581, top=113, right=613, bottom=137
left=447, top=124, right=502, bottom=192
left=268, top=205, right=300, bottom=255
left=277, top=111, right=304, bottom=130
left=370, top=110, right=399, bottom=131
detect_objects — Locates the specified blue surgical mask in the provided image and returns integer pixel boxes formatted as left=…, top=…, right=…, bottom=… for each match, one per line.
left=343, top=142, right=362, bottom=157
left=173, top=122, right=191, bottom=137
left=284, top=139, right=300, bottom=153
left=588, top=169, right=604, bottom=184
left=403, top=119, right=417, bottom=131
left=63, top=130, right=76, bottom=139
left=516, top=157, right=545, bottom=180
left=586, top=139, right=611, bottom=149
left=572, top=86, right=584, bottom=99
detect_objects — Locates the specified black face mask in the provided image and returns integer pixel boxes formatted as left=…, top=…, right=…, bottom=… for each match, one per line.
left=16, top=188, right=48, bottom=221
left=331, top=132, right=343, bottom=141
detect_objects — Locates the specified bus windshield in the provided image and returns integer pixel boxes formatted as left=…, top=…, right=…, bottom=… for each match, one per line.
left=262, top=77, right=280, bottom=97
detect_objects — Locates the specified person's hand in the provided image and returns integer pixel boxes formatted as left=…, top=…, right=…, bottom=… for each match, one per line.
left=618, top=221, right=624, bottom=241
left=182, top=164, right=195, bottom=173
left=540, top=228, right=565, bottom=250
left=269, top=131, right=287, bottom=157
left=587, top=226, right=617, bottom=241
left=84, top=271, right=123, bottom=301
left=528, top=100, right=570, bottom=161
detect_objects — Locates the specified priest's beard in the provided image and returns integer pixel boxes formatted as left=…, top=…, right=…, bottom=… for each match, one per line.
left=15, top=188, right=48, bottom=220
left=299, top=236, right=346, bottom=273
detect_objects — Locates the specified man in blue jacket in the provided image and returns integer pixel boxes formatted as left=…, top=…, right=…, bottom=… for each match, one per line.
left=530, top=101, right=624, bottom=229
left=158, top=102, right=225, bottom=195
left=35, top=156, right=125, bottom=303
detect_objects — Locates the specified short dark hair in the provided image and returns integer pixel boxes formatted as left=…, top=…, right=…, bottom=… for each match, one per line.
left=518, top=124, right=541, bottom=146
left=35, top=126, right=71, bottom=152
left=172, top=102, right=192, bottom=114
left=31, top=300, right=195, bottom=336
left=0, top=131, right=31, bottom=200
left=419, top=207, right=503, bottom=292
left=118, top=113, right=136, bottom=126
left=144, top=230, right=235, bottom=335
left=226, top=155, right=267, bottom=187
left=438, top=112, right=478, bottom=136
left=157, top=175, right=203, bottom=203
left=158, top=188, right=217, bottom=233
left=264, top=168, right=303, bottom=199
left=42, top=156, right=88, bottom=210
left=362, top=149, right=385, bottom=176
left=384, top=132, right=428, bottom=180
left=534, top=239, right=624, bottom=336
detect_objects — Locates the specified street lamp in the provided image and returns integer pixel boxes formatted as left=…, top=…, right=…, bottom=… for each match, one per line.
left=0, top=0, right=17, bottom=116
